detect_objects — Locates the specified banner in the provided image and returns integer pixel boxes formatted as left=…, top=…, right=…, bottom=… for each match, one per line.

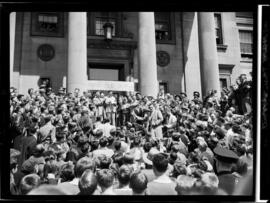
left=87, top=80, right=135, bottom=92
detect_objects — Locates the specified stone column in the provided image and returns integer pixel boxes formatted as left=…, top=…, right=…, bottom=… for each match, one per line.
left=138, top=12, right=158, bottom=98
left=197, top=12, right=220, bottom=97
left=10, top=12, right=16, bottom=87
left=67, top=12, right=87, bottom=93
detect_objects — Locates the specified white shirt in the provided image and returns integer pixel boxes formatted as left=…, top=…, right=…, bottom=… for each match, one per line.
left=97, top=123, right=116, bottom=138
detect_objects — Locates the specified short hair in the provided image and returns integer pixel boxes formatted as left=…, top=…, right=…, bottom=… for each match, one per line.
left=59, top=162, right=75, bottom=182
left=99, top=137, right=108, bottom=147
left=98, top=155, right=112, bottom=169
left=19, top=174, right=41, bottom=195
left=118, top=165, right=132, bottom=186
left=123, top=152, right=134, bottom=165
left=200, top=172, right=219, bottom=194
left=96, top=169, right=114, bottom=189
left=143, top=142, right=152, bottom=153
left=91, top=141, right=99, bottom=151
left=175, top=175, right=196, bottom=195
left=114, top=141, right=121, bottom=151
left=104, top=118, right=110, bottom=123
left=43, top=161, right=59, bottom=178
left=152, top=153, right=169, bottom=173
left=133, top=136, right=141, bottom=146
left=78, top=169, right=98, bottom=195
left=129, top=172, right=148, bottom=193
left=172, top=162, right=187, bottom=178
left=113, top=154, right=123, bottom=166
left=108, top=136, right=115, bottom=145
left=75, top=157, right=95, bottom=178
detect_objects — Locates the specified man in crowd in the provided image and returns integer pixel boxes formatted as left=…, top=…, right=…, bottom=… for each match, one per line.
left=9, top=73, right=253, bottom=196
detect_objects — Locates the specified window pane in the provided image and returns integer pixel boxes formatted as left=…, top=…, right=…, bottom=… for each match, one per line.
left=155, top=12, right=171, bottom=41
left=214, top=14, right=222, bottom=44
left=95, top=17, right=116, bottom=36
left=239, top=31, right=253, bottom=54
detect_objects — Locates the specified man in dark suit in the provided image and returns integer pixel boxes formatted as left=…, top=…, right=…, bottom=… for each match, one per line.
left=18, top=123, right=38, bottom=168
left=213, top=146, right=239, bottom=195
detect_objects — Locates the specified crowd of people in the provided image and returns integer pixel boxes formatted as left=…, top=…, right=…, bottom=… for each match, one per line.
left=9, top=73, right=253, bottom=195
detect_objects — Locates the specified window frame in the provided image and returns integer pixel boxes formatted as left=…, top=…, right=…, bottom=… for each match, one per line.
left=155, top=12, right=176, bottom=45
left=87, top=12, right=123, bottom=38
left=31, top=12, right=64, bottom=37
left=239, top=29, right=253, bottom=57
left=214, top=13, right=224, bottom=45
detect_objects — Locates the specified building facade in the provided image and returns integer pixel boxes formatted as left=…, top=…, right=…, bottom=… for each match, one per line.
left=10, top=12, right=253, bottom=98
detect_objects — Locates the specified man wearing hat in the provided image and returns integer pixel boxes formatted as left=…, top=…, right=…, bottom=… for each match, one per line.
left=213, top=146, right=239, bottom=195
left=192, top=91, right=202, bottom=105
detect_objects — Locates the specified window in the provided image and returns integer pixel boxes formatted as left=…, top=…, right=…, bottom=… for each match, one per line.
left=155, top=12, right=173, bottom=42
left=88, top=12, right=122, bottom=37
left=239, top=30, right=253, bottom=56
left=95, top=17, right=116, bottom=36
left=214, top=14, right=223, bottom=45
left=38, top=14, right=58, bottom=32
left=31, top=12, right=64, bottom=37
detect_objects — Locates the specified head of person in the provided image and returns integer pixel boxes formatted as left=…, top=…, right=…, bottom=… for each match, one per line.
left=28, top=88, right=34, bottom=95
left=99, top=137, right=108, bottom=148
left=172, top=162, right=187, bottom=178
left=175, top=175, right=197, bottom=195
left=129, top=171, right=148, bottom=195
left=75, top=157, right=96, bottom=178
left=59, top=162, right=75, bottom=182
left=97, top=155, right=112, bottom=169
left=199, top=172, right=219, bottom=195
left=19, top=174, right=41, bottom=195
left=152, top=153, right=169, bottom=176
left=123, top=152, right=134, bottom=165
left=143, top=142, right=152, bottom=153
left=108, top=91, right=113, bottom=97
left=104, top=118, right=110, bottom=124
left=96, top=169, right=115, bottom=192
left=78, top=169, right=98, bottom=195
left=117, top=164, right=132, bottom=187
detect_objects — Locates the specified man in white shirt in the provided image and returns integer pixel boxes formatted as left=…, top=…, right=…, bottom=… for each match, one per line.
left=149, top=102, right=164, bottom=140
left=97, top=118, right=116, bottom=138
left=93, top=91, right=104, bottom=122
left=104, top=91, right=117, bottom=126
left=164, top=106, right=177, bottom=130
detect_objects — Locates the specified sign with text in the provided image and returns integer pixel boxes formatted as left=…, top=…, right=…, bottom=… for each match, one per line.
left=87, top=80, right=135, bottom=92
